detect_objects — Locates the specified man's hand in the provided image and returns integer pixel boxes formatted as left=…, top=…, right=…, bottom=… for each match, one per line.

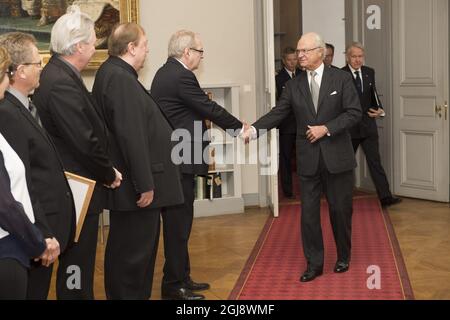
left=240, top=121, right=254, bottom=144
left=137, top=190, right=154, bottom=208
left=107, top=168, right=122, bottom=189
left=36, top=238, right=60, bottom=267
left=367, top=108, right=384, bottom=118
left=306, top=125, right=329, bottom=143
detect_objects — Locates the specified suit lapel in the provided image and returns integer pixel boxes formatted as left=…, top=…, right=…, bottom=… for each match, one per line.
left=297, top=72, right=317, bottom=117
left=6, top=93, right=66, bottom=168
left=317, top=66, right=333, bottom=112
left=362, top=67, right=371, bottom=93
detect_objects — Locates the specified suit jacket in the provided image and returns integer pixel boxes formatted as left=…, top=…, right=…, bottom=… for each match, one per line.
left=0, top=92, right=75, bottom=251
left=33, top=55, right=116, bottom=214
left=276, top=68, right=302, bottom=134
left=342, top=65, right=382, bottom=138
left=253, top=66, right=362, bottom=176
left=92, top=56, right=184, bottom=211
left=151, top=57, right=242, bottom=175
left=0, top=151, right=46, bottom=260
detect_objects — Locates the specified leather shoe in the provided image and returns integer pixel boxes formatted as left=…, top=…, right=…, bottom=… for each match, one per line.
left=300, top=268, right=323, bottom=282
left=161, top=287, right=205, bottom=300
left=380, top=196, right=402, bottom=207
left=184, top=279, right=210, bottom=291
left=334, top=261, right=349, bottom=273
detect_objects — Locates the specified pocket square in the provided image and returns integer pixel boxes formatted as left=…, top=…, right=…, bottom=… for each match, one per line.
left=330, top=91, right=338, bottom=96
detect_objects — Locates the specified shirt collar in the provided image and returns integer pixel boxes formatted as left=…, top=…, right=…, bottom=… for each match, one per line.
left=175, top=58, right=190, bottom=70
left=348, top=65, right=361, bottom=76
left=56, top=54, right=82, bottom=79
left=284, top=67, right=296, bottom=78
left=7, top=87, right=29, bottom=109
left=108, top=56, right=139, bottom=78
left=310, top=63, right=325, bottom=77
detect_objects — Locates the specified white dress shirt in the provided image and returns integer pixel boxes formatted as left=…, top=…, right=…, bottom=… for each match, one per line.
left=0, top=133, right=35, bottom=239
left=307, top=63, right=325, bottom=88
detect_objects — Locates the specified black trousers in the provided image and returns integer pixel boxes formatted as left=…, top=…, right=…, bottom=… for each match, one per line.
left=352, top=136, right=392, bottom=200
left=105, top=208, right=160, bottom=300
left=161, top=173, right=195, bottom=290
left=279, top=134, right=296, bottom=196
left=26, top=213, right=100, bottom=300
left=0, top=258, right=28, bottom=300
left=299, top=154, right=354, bottom=270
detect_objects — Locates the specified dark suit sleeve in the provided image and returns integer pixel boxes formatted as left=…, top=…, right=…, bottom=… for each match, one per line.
left=47, top=80, right=115, bottom=184
left=324, top=72, right=362, bottom=135
left=253, top=81, right=294, bottom=134
left=0, top=156, right=46, bottom=258
left=179, top=72, right=242, bottom=133
left=0, top=108, right=54, bottom=240
left=105, top=75, right=154, bottom=194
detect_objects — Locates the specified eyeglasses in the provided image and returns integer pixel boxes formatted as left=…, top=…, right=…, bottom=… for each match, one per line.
left=22, top=61, right=42, bottom=68
left=0, top=65, right=15, bottom=81
left=296, top=47, right=321, bottom=55
left=189, top=48, right=204, bottom=56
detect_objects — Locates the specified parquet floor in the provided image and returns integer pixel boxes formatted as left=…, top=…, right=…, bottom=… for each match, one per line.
left=48, top=198, right=450, bottom=300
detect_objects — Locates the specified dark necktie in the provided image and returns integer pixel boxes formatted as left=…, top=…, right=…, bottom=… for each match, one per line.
left=354, top=70, right=363, bottom=94
left=28, top=100, right=42, bottom=127
left=292, top=71, right=295, bottom=79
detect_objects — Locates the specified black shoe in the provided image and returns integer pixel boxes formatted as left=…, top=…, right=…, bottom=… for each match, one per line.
left=381, top=196, right=402, bottom=207
left=300, top=268, right=323, bottom=282
left=161, top=287, right=205, bottom=300
left=333, top=261, right=349, bottom=273
left=184, top=279, right=210, bottom=291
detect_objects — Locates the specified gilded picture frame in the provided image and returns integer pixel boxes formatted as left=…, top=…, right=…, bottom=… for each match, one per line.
left=0, top=0, right=139, bottom=70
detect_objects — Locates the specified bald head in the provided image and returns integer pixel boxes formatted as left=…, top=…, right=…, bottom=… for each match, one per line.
left=297, top=32, right=326, bottom=71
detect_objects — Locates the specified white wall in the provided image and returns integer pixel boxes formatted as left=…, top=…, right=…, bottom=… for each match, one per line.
left=302, top=0, right=346, bottom=67
left=84, top=0, right=260, bottom=197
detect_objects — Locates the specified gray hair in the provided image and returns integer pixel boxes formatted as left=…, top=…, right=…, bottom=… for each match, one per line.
left=346, top=42, right=365, bottom=54
left=312, top=33, right=326, bottom=59
left=302, top=32, right=326, bottom=59
left=0, top=32, right=36, bottom=66
left=168, top=30, right=197, bottom=59
left=50, top=5, right=94, bottom=56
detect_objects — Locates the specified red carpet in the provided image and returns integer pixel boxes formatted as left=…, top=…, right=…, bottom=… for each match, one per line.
left=229, top=196, right=414, bottom=300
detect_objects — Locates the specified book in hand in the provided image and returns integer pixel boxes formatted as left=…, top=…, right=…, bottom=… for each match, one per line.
left=64, top=172, right=96, bottom=242
left=370, top=84, right=381, bottom=110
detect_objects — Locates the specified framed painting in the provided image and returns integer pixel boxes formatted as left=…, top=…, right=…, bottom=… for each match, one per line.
left=0, top=0, right=139, bottom=69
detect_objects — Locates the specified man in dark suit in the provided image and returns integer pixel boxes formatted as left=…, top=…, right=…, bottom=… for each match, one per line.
left=242, top=32, right=361, bottom=282
left=276, top=47, right=302, bottom=198
left=324, top=43, right=340, bottom=69
left=32, top=10, right=122, bottom=299
left=0, top=32, right=75, bottom=298
left=342, top=42, right=401, bottom=207
left=151, top=29, right=244, bottom=300
left=92, top=23, right=184, bottom=300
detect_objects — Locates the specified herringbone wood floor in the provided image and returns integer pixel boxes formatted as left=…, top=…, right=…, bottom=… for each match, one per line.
left=48, top=198, right=450, bottom=300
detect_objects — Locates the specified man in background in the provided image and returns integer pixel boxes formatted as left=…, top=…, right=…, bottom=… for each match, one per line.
left=276, top=47, right=302, bottom=198
left=342, top=42, right=401, bottom=207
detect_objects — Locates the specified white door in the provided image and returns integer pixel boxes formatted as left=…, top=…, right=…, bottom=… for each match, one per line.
left=263, top=0, right=279, bottom=217
left=392, top=0, right=449, bottom=202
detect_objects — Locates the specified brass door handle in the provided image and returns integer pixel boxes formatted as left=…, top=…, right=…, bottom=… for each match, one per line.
left=444, top=101, right=448, bottom=120
left=436, top=105, right=442, bottom=118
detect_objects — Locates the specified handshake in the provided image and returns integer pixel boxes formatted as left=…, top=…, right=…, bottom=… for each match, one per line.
left=239, top=122, right=330, bottom=144
left=239, top=122, right=256, bottom=144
